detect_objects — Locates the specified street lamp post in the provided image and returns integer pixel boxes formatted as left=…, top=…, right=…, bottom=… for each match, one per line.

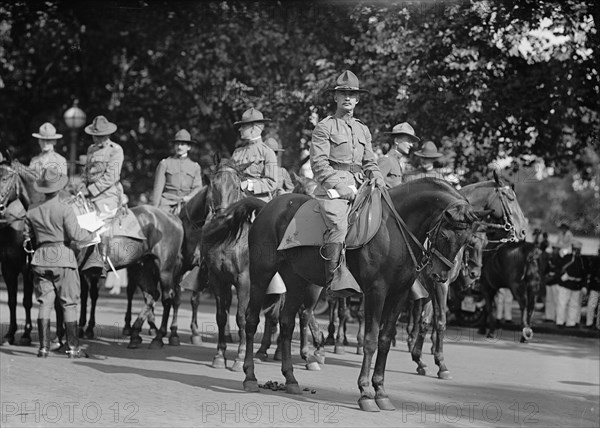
left=63, top=100, right=86, bottom=176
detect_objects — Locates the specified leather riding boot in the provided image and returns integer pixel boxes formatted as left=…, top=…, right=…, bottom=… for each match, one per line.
left=65, top=322, right=88, bottom=358
left=321, top=243, right=362, bottom=298
left=37, top=319, right=50, bottom=358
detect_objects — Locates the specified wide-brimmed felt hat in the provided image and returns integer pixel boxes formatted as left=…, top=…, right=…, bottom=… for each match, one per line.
left=32, top=122, right=63, bottom=140
left=415, top=141, right=443, bottom=158
left=384, top=122, right=420, bottom=142
left=558, top=221, right=570, bottom=229
left=34, top=165, right=68, bottom=193
left=327, top=70, right=369, bottom=94
left=265, top=137, right=284, bottom=152
left=234, top=108, right=271, bottom=126
left=85, top=115, right=117, bottom=136
left=171, top=129, right=197, bottom=144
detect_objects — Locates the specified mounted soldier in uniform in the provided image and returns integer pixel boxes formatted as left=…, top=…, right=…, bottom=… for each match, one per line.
left=152, top=129, right=203, bottom=215
left=231, top=108, right=278, bottom=202
left=377, top=122, right=420, bottom=188
left=403, top=140, right=444, bottom=183
left=265, top=137, right=294, bottom=196
left=310, top=70, right=386, bottom=298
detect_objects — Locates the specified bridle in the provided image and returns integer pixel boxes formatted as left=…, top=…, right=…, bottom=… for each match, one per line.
left=479, top=185, right=519, bottom=243
left=381, top=189, right=472, bottom=273
left=207, top=166, right=243, bottom=218
left=0, top=166, right=19, bottom=219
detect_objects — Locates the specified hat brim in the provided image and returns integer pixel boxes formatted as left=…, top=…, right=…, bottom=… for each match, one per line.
left=415, top=151, right=443, bottom=158
left=233, top=118, right=271, bottom=126
left=171, top=139, right=198, bottom=145
left=84, top=123, right=117, bottom=136
left=326, top=88, right=369, bottom=94
left=383, top=132, right=421, bottom=142
left=32, top=133, right=62, bottom=140
left=34, top=175, right=69, bottom=193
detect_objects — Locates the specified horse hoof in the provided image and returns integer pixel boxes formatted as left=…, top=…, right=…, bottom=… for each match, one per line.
left=2, top=335, right=15, bottom=345
left=417, top=367, right=427, bottom=376
left=212, top=356, right=227, bottom=369
left=486, top=333, right=494, bottom=339
left=148, top=338, right=164, bottom=349
left=243, top=380, right=259, bottom=392
left=375, top=397, right=396, bottom=411
left=477, top=327, right=486, bottom=335
left=127, top=336, right=142, bottom=349
left=78, top=328, right=85, bottom=339
left=334, top=345, right=345, bottom=355
left=230, top=360, right=244, bottom=372
left=84, top=329, right=95, bottom=340
left=191, top=335, right=202, bottom=345
left=169, top=336, right=180, bottom=346
left=254, top=352, right=268, bottom=362
left=286, top=383, right=302, bottom=394
left=438, top=370, right=452, bottom=380
left=325, top=337, right=335, bottom=346
left=273, top=351, right=282, bottom=361
left=18, top=336, right=32, bottom=346
left=122, top=327, right=132, bottom=337
left=306, top=361, right=321, bottom=371
left=358, top=398, right=380, bottom=412
left=356, top=346, right=363, bottom=355
left=313, top=352, right=326, bottom=365
left=49, top=339, right=64, bottom=352
left=149, top=328, right=157, bottom=336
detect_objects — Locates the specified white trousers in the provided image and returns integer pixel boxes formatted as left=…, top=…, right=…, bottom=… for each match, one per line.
left=495, top=288, right=513, bottom=321
left=556, top=286, right=581, bottom=326
left=544, top=284, right=558, bottom=321
left=586, top=290, right=600, bottom=327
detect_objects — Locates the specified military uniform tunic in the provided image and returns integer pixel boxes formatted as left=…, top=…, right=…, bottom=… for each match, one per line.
left=28, top=151, right=68, bottom=179
left=230, top=139, right=278, bottom=202
left=152, top=155, right=203, bottom=213
left=403, top=166, right=443, bottom=183
left=84, top=139, right=124, bottom=212
left=310, top=112, right=380, bottom=243
left=377, top=149, right=411, bottom=188
left=275, top=166, right=294, bottom=196
left=25, top=195, right=95, bottom=322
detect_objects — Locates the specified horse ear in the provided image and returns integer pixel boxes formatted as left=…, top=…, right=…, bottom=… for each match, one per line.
left=493, top=169, right=505, bottom=187
left=202, top=173, right=211, bottom=187
left=213, top=152, right=222, bottom=167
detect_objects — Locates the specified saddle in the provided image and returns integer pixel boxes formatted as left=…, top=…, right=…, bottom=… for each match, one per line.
left=277, top=182, right=382, bottom=251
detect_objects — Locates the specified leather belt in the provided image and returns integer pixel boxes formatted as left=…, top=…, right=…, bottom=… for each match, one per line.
left=330, top=161, right=362, bottom=173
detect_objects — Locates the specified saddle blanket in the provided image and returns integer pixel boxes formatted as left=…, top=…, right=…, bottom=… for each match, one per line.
left=277, top=185, right=382, bottom=251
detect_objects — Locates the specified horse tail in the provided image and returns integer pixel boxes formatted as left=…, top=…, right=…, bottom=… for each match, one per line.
left=203, top=197, right=267, bottom=247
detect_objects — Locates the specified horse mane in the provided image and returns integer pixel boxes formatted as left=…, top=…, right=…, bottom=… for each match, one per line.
left=202, top=197, right=266, bottom=248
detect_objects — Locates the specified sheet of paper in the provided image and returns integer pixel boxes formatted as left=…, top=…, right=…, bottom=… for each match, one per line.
left=77, top=212, right=106, bottom=233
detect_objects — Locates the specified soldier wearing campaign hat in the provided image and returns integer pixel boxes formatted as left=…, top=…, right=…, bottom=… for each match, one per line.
left=24, top=166, right=97, bottom=358
left=230, top=108, right=278, bottom=202
left=80, top=115, right=124, bottom=214
left=152, top=129, right=203, bottom=214
left=310, top=70, right=386, bottom=298
left=265, top=137, right=293, bottom=196
left=403, top=141, right=445, bottom=183
left=377, top=122, right=420, bottom=188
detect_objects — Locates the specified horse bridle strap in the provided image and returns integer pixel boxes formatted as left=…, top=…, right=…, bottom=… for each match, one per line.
left=482, top=186, right=518, bottom=243
left=380, top=189, right=457, bottom=273
left=0, top=167, right=19, bottom=217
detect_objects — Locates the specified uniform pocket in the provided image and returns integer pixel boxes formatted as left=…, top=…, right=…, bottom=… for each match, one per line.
left=329, top=134, right=351, bottom=162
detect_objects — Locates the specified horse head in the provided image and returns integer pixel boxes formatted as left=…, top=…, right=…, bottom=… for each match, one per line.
left=207, top=159, right=249, bottom=215
left=290, top=171, right=317, bottom=197
left=459, top=227, right=488, bottom=288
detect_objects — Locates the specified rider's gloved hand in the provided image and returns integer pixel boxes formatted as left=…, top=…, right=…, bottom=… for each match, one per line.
left=371, top=171, right=387, bottom=188
left=335, top=184, right=356, bottom=202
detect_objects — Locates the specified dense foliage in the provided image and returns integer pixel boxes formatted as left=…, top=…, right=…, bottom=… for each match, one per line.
left=1, top=0, right=598, bottom=232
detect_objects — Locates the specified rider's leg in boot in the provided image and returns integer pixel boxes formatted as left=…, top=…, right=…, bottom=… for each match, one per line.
left=321, top=243, right=362, bottom=298
left=37, top=319, right=50, bottom=358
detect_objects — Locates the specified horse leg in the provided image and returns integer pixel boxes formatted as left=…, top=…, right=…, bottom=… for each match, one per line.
left=79, top=270, right=90, bottom=338
left=231, top=271, right=250, bottom=372
left=357, top=286, right=387, bottom=412
left=122, top=276, right=136, bottom=337
left=86, top=273, right=102, bottom=339
left=278, top=274, right=305, bottom=394
left=520, top=287, right=535, bottom=343
left=190, top=291, right=202, bottom=345
left=335, top=298, right=347, bottom=354
left=407, top=298, right=421, bottom=353
left=411, top=299, right=430, bottom=376
left=128, top=290, right=157, bottom=349
left=2, top=266, right=18, bottom=344
left=355, top=298, right=365, bottom=355
left=431, top=282, right=451, bottom=379
left=370, top=291, right=407, bottom=412
left=301, top=284, right=325, bottom=369
left=168, top=285, right=181, bottom=346
left=325, top=299, right=336, bottom=346
left=19, top=268, right=34, bottom=346
left=211, top=277, right=230, bottom=369
left=256, top=294, right=282, bottom=360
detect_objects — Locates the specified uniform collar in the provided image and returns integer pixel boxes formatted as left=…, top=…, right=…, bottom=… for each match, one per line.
left=334, top=111, right=354, bottom=123
left=239, top=137, right=262, bottom=147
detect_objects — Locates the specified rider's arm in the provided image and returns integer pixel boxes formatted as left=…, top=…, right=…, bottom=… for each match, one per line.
left=310, top=121, right=344, bottom=191
left=87, top=145, right=124, bottom=197
left=184, top=163, right=203, bottom=202
left=151, top=159, right=167, bottom=206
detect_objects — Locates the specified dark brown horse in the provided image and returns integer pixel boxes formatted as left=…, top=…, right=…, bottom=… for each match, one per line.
left=478, top=241, right=542, bottom=342
left=0, top=163, right=184, bottom=350
left=241, top=178, right=481, bottom=411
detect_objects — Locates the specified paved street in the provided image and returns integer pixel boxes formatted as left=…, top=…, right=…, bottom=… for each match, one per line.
left=1, top=287, right=599, bottom=427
